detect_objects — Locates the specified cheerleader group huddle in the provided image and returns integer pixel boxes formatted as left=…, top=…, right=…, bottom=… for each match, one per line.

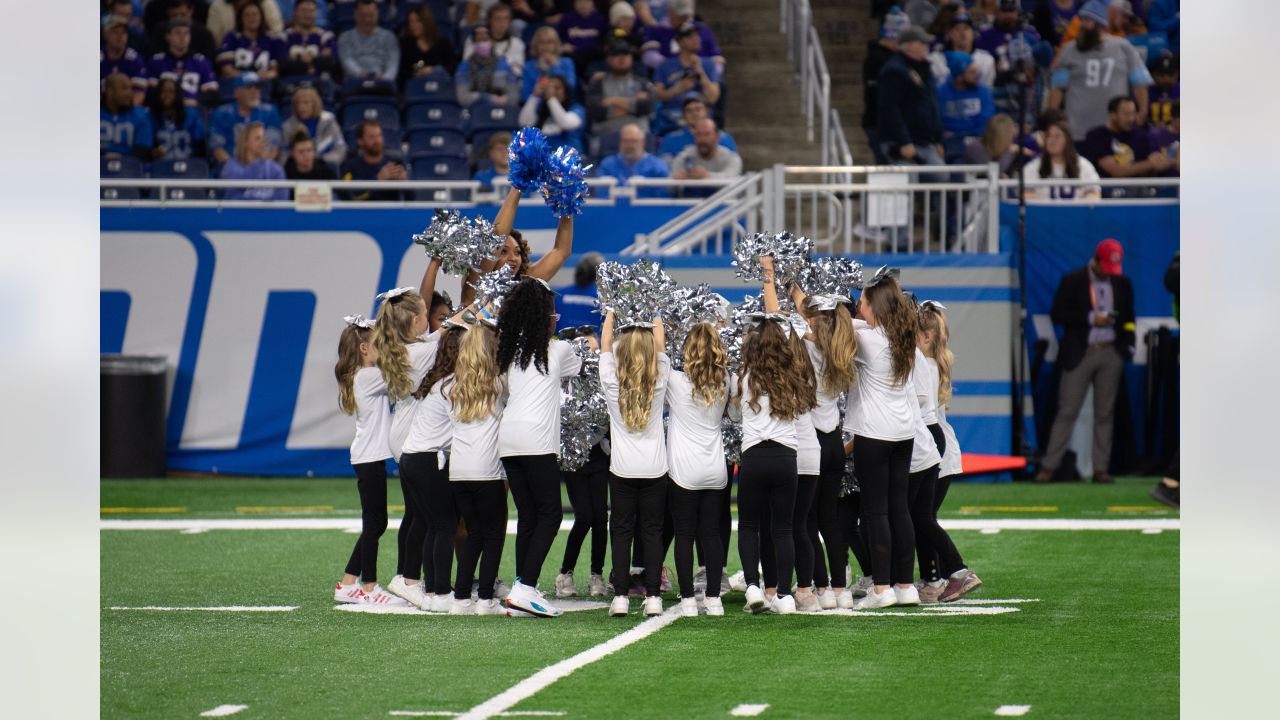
left=331, top=192, right=982, bottom=619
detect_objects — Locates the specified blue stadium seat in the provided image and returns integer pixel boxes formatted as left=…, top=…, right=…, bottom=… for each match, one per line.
left=277, top=75, right=336, bottom=108
left=412, top=154, right=471, bottom=201
left=332, top=2, right=356, bottom=34
left=464, top=99, right=520, bottom=140
left=343, top=126, right=404, bottom=153
left=597, top=129, right=622, bottom=158
left=405, top=101, right=464, bottom=132
left=151, top=158, right=218, bottom=200
left=341, top=99, right=402, bottom=133
left=404, top=69, right=456, bottom=106
left=218, top=76, right=274, bottom=106
left=101, top=156, right=144, bottom=199
left=339, top=77, right=398, bottom=101
left=408, top=129, right=467, bottom=160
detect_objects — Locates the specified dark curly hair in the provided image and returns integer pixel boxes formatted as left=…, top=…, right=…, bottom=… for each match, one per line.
left=497, top=277, right=554, bottom=374
left=737, top=321, right=803, bottom=420
left=414, top=326, right=463, bottom=400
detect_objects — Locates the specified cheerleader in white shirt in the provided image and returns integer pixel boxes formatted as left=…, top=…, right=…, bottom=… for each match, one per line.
left=599, top=309, right=672, bottom=617
left=844, top=268, right=921, bottom=610
left=446, top=311, right=510, bottom=616
left=496, top=278, right=583, bottom=618
left=332, top=315, right=406, bottom=606
left=664, top=321, right=730, bottom=617
left=902, top=338, right=943, bottom=608
left=915, top=301, right=982, bottom=602
left=783, top=317, right=825, bottom=612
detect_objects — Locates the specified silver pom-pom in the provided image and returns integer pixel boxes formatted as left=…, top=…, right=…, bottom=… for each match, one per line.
left=413, top=211, right=506, bottom=277
left=469, top=265, right=518, bottom=310
left=559, top=338, right=608, bottom=471
left=722, top=415, right=743, bottom=466
left=798, top=256, right=864, bottom=306
left=731, top=231, right=814, bottom=286
left=662, top=285, right=728, bottom=369
left=595, top=258, right=677, bottom=329
left=836, top=392, right=859, bottom=496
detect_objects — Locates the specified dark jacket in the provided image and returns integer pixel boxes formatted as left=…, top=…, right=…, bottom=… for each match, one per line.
left=1050, top=265, right=1136, bottom=371
left=862, top=40, right=896, bottom=129
left=876, top=51, right=943, bottom=151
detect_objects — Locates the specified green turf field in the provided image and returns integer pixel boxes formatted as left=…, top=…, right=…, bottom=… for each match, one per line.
left=101, top=477, right=1178, bottom=719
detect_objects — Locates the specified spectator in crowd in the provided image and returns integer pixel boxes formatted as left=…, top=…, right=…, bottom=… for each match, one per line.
left=102, top=15, right=149, bottom=105
left=472, top=131, right=511, bottom=191
left=148, top=77, right=207, bottom=160
left=904, top=0, right=945, bottom=30
left=635, top=0, right=671, bottom=28
left=657, top=96, right=737, bottom=164
left=937, top=51, right=994, bottom=161
left=641, top=0, right=724, bottom=73
left=587, top=40, right=656, bottom=138
left=1056, top=0, right=1144, bottom=51
left=1080, top=96, right=1171, bottom=189
left=283, top=129, right=338, bottom=180
left=671, top=118, right=742, bottom=194
left=877, top=25, right=944, bottom=169
left=208, top=0, right=284, bottom=45
left=456, top=25, right=519, bottom=108
left=976, top=0, right=1043, bottom=92
left=962, top=113, right=1025, bottom=175
left=217, top=0, right=282, bottom=79
left=338, top=0, right=400, bottom=82
left=101, top=73, right=154, bottom=160
left=281, top=85, right=346, bottom=167
left=1032, top=0, right=1081, bottom=47
left=519, top=74, right=586, bottom=154
left=925, top=2, right=963, bottom=41
left=399, top=3, right=456, bottom=87
left=522, top=26, right=577, bottom=101
left=1148, top=54, right=1179, bottom=128
left=1034, top=238, right=1134, bottom=485
left=1021, top=119, right=1101, bottom=199
left=599, top=123, right=671, bottom=198
left=276, top=0, right=329, bottom=29
left=557, top=0, right=607, bottom=76
left=1024, top=106, right=1066, bottom=156
left=969, top=0, right=1000, bottom=27
left=462, top=4, right=526, bottom=76
left=340, top=120, right=407, bottom=201
left=504, top=0, right=566, bottom=29
left=221, top=121, right=289, bottom=200
left=1146, top=100, right=1178, bottom=177
left=279, top=0, right=337, bottom=78
left=555, top=252, right=605, bottom=332
left=209, top=72, right=284, bottom=164
left=653, top=22, right=723, bottom=134
left=607, top=1, right=646, bottom=56
left=105, top=0, right=149, bottom=54
left=928, top=11, right=995, bottom=88
left=150, top=18, right=220, bottom=108
left=863, top=7, right=910, bottom=163
left=1048, top=0, right=1152, bottom=142
left=148, top=1, right=218, bottom=61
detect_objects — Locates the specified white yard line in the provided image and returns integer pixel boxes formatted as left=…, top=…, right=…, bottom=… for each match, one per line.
left=454, top=607, right=682, bottom=720
left=729, top=704, right=770, bottom=716
left=109, top=606, right=297, bottom=612
left=388, top=713, right=566, bottom=718
left=199, top=705, right=248, bottom=717
left=994, top=705, right=1032, bottom=716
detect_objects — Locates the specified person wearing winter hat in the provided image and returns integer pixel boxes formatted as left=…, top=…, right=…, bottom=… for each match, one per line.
left=863, top=6, right=912, bottom=162
left=936, top=50, right=994, bottom=161
left=875, top=25, right=945, bottom=168
left=1049, top=0, right=1152, bottom=141
left=1055, top=0, right=1147, bottom=51
left=928, top=10, right=996, bottom=88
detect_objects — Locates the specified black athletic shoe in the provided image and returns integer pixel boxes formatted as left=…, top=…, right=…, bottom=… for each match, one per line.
left=1150, top=483, right=1180, bottom=510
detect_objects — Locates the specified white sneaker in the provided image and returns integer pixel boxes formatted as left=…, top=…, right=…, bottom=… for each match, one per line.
left=363, top=585, right=408, bottom=606
left=744, top=585, right=767, bottom=614
left=836, top=589, right=855, bottom=609
left=851, top=576, right=874, bottom=599
left=386, top=575, right=411, bottom=601
left=554, top=572, right=576, bottom=598
left=609, top=595, right=630, bottom=617
left=680, top=597, right=698, bottom=617
left=429, top=593, right=454, bottom=613
left=506, top=607, right=536, bottom=618
left=506, top=581, right=562, bottom=618
left=853, top=586, right=898, bottom=610
left=794, top=590, right=822, bottom=613
left=449, top=597, right=476, bottom=615
left=493, top=578, right=512, bottom=599
left=846, top=566, right=854, bottom=587
left=770, top=594, right=797, bottom=615
left=729, top=570, right=748, bottom=593
left=692, top=566, right=707, bottom=594
left=816, top=588, right=837, bottom=610
left=703, top=596, right=725, bottom=616
left=398, top=581, right=431, bottom=610
left=643, top=596, right=664, bottom=616
left=588, top=573, right=609, bottom=598
left=334, top=582, right=366, bottom=604
left=475, top=598, right=504, bottom=616
left=893, top=585, right=921, bottom=606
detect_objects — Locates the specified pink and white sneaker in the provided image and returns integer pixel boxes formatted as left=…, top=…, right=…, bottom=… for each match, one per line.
left=335, top=582, right=367, bottom=604
left=363, top=585, right=409, bottom=606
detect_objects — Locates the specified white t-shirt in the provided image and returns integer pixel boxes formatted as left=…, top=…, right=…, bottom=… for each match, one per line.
left=350, top=367, right=393, bottom=464
left=449, top=382, right=508, bottom=481
left=1021, top=155, right=1102, bottom=201
left=795, top=409, right=822, bottom=476
left=389, top=332, right=441, bottom=461
left=909, top=357, right=942, bottom=473
left=499, top=339, right=582, bottom=457
left=936, top=402, right=963, bottom=478
left=664, top=370, right=729, bottom=490
left=402, top=378, right=454, bottom=455
left=732, top=372, right=798, bottom=452
left=914, top=349, right=939, bottom=425
left=599, top=351, right=671, bottom=479
left=843, top=320, right=917, bottom=441
left=805, top=339, right=842, bottom=433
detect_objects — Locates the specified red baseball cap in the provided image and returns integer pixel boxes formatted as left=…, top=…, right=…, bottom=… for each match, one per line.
left=1095, top=238, right=1123, bottom=275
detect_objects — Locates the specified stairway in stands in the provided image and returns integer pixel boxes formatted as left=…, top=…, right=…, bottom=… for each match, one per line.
left=810, top=0, right=877, bottom=164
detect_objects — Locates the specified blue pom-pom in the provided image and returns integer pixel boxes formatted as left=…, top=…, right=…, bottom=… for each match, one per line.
left=507, top=127, right=551, bottom=194
left=541, top=146, right=591, bottom=217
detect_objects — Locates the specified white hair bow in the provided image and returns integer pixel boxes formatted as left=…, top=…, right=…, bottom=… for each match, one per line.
left=375, top=286, right=416, bottom=303
left=343, top=314, right=375, bottom=329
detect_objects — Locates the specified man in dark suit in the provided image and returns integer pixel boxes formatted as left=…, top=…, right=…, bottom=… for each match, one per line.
left=1035, top=239, right=1136, bottom=484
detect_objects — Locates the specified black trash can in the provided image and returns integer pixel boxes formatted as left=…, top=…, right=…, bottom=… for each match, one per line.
left=101, top=354, right=168, bottom=478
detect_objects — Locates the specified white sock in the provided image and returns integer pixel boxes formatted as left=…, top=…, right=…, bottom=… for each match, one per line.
left=950, top=568, right=969, bottom=580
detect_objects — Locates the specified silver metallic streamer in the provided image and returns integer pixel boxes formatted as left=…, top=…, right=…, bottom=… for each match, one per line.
left=468, top=265, right=518, bottom=310
left=413, top=211, right=506, bottom=277
left=559, top=338, right=608, bottom=471
left=594, top=258, right=677, bottom=329
left=730, top=231, right=815, bottom=286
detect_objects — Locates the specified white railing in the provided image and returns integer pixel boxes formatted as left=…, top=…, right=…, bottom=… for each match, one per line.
left=621, top=172, right=773, bottom=255
left=780, top=0, right=841, bottom=165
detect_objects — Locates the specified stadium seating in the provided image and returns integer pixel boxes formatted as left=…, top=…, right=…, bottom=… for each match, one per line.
left=412, top=154, right=471, bottom=201
left=101, top=156, right=144, bottom=199
left=408, top=129, right=467, bottom=160
left=405, top=101, right=464, bottom=132
left=276, top=75, right=336, bottom=108
left=464, top=99, right=520, bottom=141
left=341, top=99, right=402, bottom=133
left=151, top=158, right=217, bottom=201
left=404, top=68, right=456, bottom=106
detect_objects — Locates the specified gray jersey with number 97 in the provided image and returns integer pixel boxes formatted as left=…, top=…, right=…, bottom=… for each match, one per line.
left=1053, top=35, right=1152, bottom=141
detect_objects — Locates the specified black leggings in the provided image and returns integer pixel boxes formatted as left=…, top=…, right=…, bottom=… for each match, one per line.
left=811, top=429, right=848, bottom=588
left=502, top=454, right=565, bottom=588
left=396, top=457, right=434, bottom=583
left=840, top=492, right=872, bottom=577
left=610, top=474, right=668, bottom=597
left=722, top=461, right=735, bottom=562
left=561, top=444, right=610, bottom=576
left=913, top=424, right=964, bottom=581
left=737, top=441, right=798, bottom=595
left=345, top=460, right=390, bottom=582
left=792, top=474, right=819, bottom=588
left=669, top=483, right=724, bottom=598
left=399, top=451, right=453, bottom=592
left=854, top=436, right=915, bottom=586
left=452, top=480, right=508, bottom=600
